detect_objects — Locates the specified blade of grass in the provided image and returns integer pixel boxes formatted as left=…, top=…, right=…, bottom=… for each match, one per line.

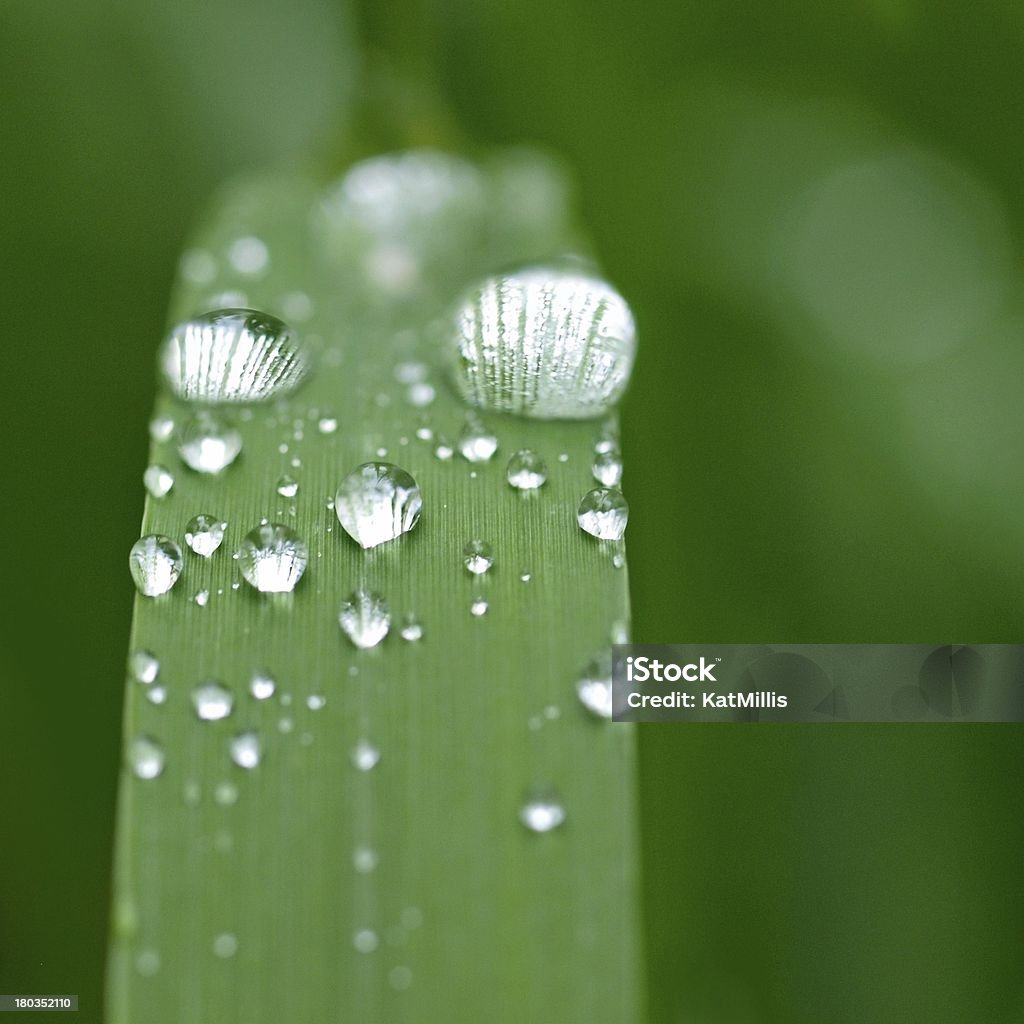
left=107, top=152, right=641, bottom=1024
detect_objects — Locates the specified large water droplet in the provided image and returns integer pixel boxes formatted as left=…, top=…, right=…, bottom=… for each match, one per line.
left=458, top=415, right=498, bottom=462
left=143, top=464, right=174, bottom=498
left=129, top=736, right=165, bottom=780
left=506, top=448, right=547, bottom=490
left=160, top=308, right=310, bottom=404
left=177, top=413, right=243, bottom=474
left=185, top=514, right=228, bottom=557
left=129, top=535, right=183, bottom=596
left=576, top=650, right=613, bottom=719
left=129, top=649, right=160, bottom=685
left=577, top=488, right=628, bottom=540
left=519, top=793, right=566, bottom=833
left=452, top=269, right=636, bottom=419
left=229, top=731, right=262, bottom=769
left=334, top=463, right=422, bottom=549
left=236, top=523, right=308, bottom=592
left=192, top=681, right=233, bottom=721
left=338, top=590, right=391, bottom=649
left=462, top=540, right=494, bottom=575
left=351, top=739, right=381, bottom=771
left=592, top=447, right=623, bottom=487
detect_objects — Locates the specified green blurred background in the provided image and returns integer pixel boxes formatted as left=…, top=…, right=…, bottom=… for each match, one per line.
left=2, top=1, right=1022, bottom=1021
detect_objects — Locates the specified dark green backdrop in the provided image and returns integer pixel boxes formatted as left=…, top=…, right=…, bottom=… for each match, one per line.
left=2, top=1, right=1022, bottom=1021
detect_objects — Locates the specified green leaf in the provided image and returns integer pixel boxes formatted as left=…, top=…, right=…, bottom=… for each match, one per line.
left=108, top=150, right=641, bottom=1023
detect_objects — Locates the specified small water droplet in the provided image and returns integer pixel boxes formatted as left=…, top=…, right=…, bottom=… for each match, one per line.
left=185, top=514, right=228, bottom=557
left=400, top=906, right=423, bottom=929
left=212, top=933, right=238, bottom=959
left=160, top=308, right=310, bottom=403
left=192, top=681, right=233, bottom=721
left=143, top=464, right=174, bottom=498
left=577, top=488, right=629, bottom=540
left=592, top=447, right=623, bottom=487
left=145, top=685, right=168, bottom=706
left=338, top=590, right=391, bottom=648
left=353, top=845, right=379, bottom=873
left=415, top=426, right=433, bottom=441
left=229, top=731, right=261, bottom=769
left=458, top=415, right=498, bottom=462
left=612, top=551, right=625, bottom=570
left=276, top=474, right=299, bottom=498
left=317, top=415, right=338, bottom=435
left=228, top=236, right=269, bottom=276
left=236, top=523, right=308, bottom=592
left=452, top=269, right=636, bottom=419
left=395, top=360, right=428, bottom=383
left=281, top=291, right=314, bottom=322
left=335, top=463, right=422, bottom=549
left=149, top=415, right=175, bottom=443
left=577, top=650, right=613, bottom=719
left=177, top=413, right=242, bottom=474
left=215, top=781, right=239, bottom=806
left=434, top=436, right=454, bottom=461
left=306, top=694, right=326, bottom=710
left=135, top=948, right=161, bottom=977
left=470, top=597, right=489, bottom=617
left=278, top=716, right=294, bottom=734
left=351, top=739, right=381, bottom=771
left=400, top=613, right=423, bottom=642
left=193, top=589, right=210, bottom=607
left=129, top=535, right=183, bottom=596
left=462, top=539, right=494, bottom=575
left=183, top=780, right=202, bottom=806
left=519, top=793, right=566, bottom=833
left=389, top=966, right=413, bottom=991
left=506, top=449, right=547, bottom=490
left=353, top=928, right=379, bottom=954
left=249, top=671, right=276, bottom=700
left=129, top=736, right=165, bottom=780
left=180, top=247, right=216, bottom=284
left=407, top=382, right=435, bottom=407
left=129, top=649, right=160, bottom=685
left=611, top=620, right=630, bottom=644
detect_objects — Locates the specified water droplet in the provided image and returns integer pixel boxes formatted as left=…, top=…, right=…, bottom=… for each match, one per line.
left=160, top=308, right=310, bottom=403
left=577, top=650, right=613, bottom=719
left=249, top=671, right=276, bottom=700
left=278, top=716, right=294, bottom=734
left=145, top=685, right=167, bottom=706
left=434, top=436, right=454, bottom=461
left=317, top=415, right=338, bottom=435
left=193, top=589, right=210, bottom=607
left=389, top=966, right=413, bottom=991
left=177, top=413, right=242, bottom=474
left=610, top=619, right=630, bottom=644
left=352, top=928, right=379, bottom=954
left=462, top=539, right=494, bottom=575
left=215, top=781, right=239, bottom=806
left=143, top=464, right=174, bottom=498
left=228, top=236, right=269, bottom=276
left=351, top=739, right=381, bottom=771
left=180, top=247, right=216, bottom=284
left=353, top=845, right=379, bottom=873
left=212, top=933, right=238, bottom=959
left=407, top=382, right=435, bottom=407
left=577, top=488, right=629, bottom=540
left=506, top=449, right=547, bottom=490
left=395, top=360, right=427, bottom=383
left=458, top=415, right=498, bottom=462
left=334, top=463, right=422, bottom=549
left=236, top=523, right=308, bottom=592
left=129, top=535, right=183, bottom=596
left=229, top=731, right=261, bottom=769
left=400, top=613, right=423, bottom=642
left=592, top=447, right=623, bottom=487
left=452, top=269, right=636, bottom=419
left=149, top=415, right=175, bottom=443
left=276, top=474, right=299, bottom=498
left=519, top=793, right=566, bottom=833
left=470, top=597, right=489, bottom=617
left=415, top=426, right=433, bottom=441
left=306, top=694, right=326, bottom=710
left=185, top=514, right=227, bottom=557
left=129, top=736, right=165, bottom=780
left=612, top=552, right=625, bottom=570
left=192, top=681, right=233, bottom=721
left=135, top=949, right=161, bottom=977
left=339, top=590, right=391, bottom=649
left=520, top=571, right=532, bottom=582
left=129, top=649, right=160, bottom=685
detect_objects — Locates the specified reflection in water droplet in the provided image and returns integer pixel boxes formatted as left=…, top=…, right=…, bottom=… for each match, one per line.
left=470, top=598, right=489, bottom=617
left=143, top=464, right=174, bottom=498
left=507, top=449, right=547, bottom=490
left=129, top=650, right=160, bottom=685
left=353, top=928, right=379, bottom=954
left=185, top=514, right=228, bottom=557
left=229, top=731, right=261, bottom=769
left=577, top=650, right=613, bottom=719
left=160, top=308, right=309, bottom=403
left=335, top=463, right=422, bottom=549
left=129, top=736, right=165, bottom=780
left=400, top=613, right=423, bottom=642
left=463, top=540, right=494, bottom=575
left=519, top=793, right=567, bottom=833
left=339, top=590, right=391, bottom=648
left=452, top=269, right=636, bottom=419
left=249, top=671, right=276, bottom=700
left=351, top=739, right=381, bottom=771
left=236, top=523, right=308, bottom=592
left=129, top=535, right=183, bottom=596
left=212, top=933, right=238, bottom=959
left=192, top=681, right=233, bottom=721
left=592, top=447, right=623, bottom=487
left=577, top=488, right=629, bottom=540
left=177, top=413, right=242, bottom=474
left=458, top=416, right=498, bottom=462
left=276, top=474, right=299, bottom=498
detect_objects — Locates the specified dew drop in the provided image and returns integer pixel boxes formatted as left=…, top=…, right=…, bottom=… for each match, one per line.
left=193, top=589, right=210, bottom=607
left=415, top=426, right=433, bottom=441
left=215, top=781, right=239, bottom=806
left=470, top=597, right=489, bottom=617
left=306, top=694, right=326, bottom=711
left=160, top=308, right=310, bottom=404
left=353, top=845, right=379, bottom=873
left=185, top=514, right=228, bottom=557
left=352, top=928, right=379, bottom=954
left=228, top=236, right=269, bottom=276
left=612, top=552, right=625, bottom=570
left=212, top=933, right=238, bottom=959
left=192, top=681, right=233, bottom=721
left=519, top=571, right=532, bottom=583
left=129, top=649, right=160, bottom=685
left=229, top=731, right=262, bottom=770
left=400, top=613, right=423, bottom=642
left=129, top=535, right=183, bottom=596
left=145, top=685, right=167, bottom=706
left=592, top=447, right=623, bottom=487
left=236, top=523, right=308, bottom=592
left=351, top=739, right=381, bottom=771
left=576, top=650, right=613, bottom=719
left=389, top=965, right=413, bottom=991
left=458, top=415, right=498, bottom=462
left=334, top=463, right=422, bottom=549
left=149, top=415, right=175, bottom=443
left=519, top=793, right=566, bottom=833
left=249, top=671, right=276, bottom=700
left=143, top=464, right=174, bottom=498
left=129, top=736, right=165, bottom=780
left=278, top=716, right=294, bottom=734
left=452, top=269, right=636, bottom=419
left=395, top=360, right=427, bottom=384
left=407, top=382, right=435, bottom=407
left=135, top=949, right=161, bottom=977
left=276, top=474, right=299, bottom=498
left=180, top=247, right=216, bottom=284
left=434, top=436, right=454, bottom=461
left=338, top=590, right=391, bottom=649
left=317, top=415, right=338, bottom=435
left=506, top=448, right=547, bottom=490
left=463, top=539, right=494, bottom=575
left=577, top=487, right=629, bottom=540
